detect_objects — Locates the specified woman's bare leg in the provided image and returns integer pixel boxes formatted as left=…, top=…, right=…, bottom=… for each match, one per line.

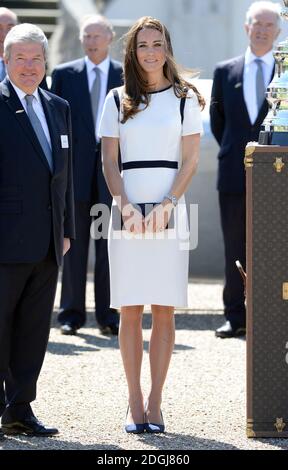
left=146, top=305, right=175, bottom=423
left=119, top=305, right=145, bottom=424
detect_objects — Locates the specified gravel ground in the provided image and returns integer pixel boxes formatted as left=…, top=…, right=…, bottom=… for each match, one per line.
left=1, top=278, right=288, bottom=451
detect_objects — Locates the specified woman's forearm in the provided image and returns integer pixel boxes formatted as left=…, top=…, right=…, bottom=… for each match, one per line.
left=165, top=135, right=200, bottom=201
left=168, top=155, right=198, bottom=199
left=102, top=137, right=130, bottom=210
left=103, top=159, right=130, bottom=210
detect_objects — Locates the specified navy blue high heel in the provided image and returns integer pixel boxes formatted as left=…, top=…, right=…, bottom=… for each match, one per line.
left=144, top=409, right=165, bottom=433
left=124, top=406, right=145, bottom=434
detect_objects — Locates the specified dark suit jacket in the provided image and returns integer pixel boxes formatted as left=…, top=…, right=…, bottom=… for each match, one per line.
left=0, top=78, right=75, bottom=266
left=210, top=55, right=274, bottom=193
left=40, top=76, right=49, bottom=90
left=51, top=58, right=123, bottom=202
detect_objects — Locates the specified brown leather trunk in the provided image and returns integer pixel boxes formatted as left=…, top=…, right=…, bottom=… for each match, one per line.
left=245, top=143, right=288, bottom=438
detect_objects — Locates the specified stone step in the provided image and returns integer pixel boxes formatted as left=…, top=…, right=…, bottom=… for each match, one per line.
left=34, top=23, right=57, bottom=35
left=1, top=1, right=58, bottom=9
left=7, top=9, right=60, bottom=24
left=1, top=1, right=59, bottom=38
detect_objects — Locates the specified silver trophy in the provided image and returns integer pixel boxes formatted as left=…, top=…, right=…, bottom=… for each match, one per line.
left=259, top=0, right=288, bottom=144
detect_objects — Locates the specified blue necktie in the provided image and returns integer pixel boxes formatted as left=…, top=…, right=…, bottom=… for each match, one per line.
left=255, top=59, right=266, bottom=111
left=25, top=94, right=53, bottom=172
left=90, top=66, right=101, bottom=130
left=0, top=59, right=6, bottom=81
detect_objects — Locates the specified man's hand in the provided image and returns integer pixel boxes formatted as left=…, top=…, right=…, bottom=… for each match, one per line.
left=63, top=238, right=71, bottom=255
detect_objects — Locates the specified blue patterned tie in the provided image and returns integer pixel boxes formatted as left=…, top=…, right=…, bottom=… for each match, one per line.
left=25, top=94, right=53, bottom=172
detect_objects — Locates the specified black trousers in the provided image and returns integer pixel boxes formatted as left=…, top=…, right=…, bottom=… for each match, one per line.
left=0, top=245, right=58, bottom=422
left=58, top=152, right=118, bottom=328
left=219, top=192, right=246, bottom=328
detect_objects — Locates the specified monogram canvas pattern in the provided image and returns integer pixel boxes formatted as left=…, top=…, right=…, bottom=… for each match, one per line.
left=247, top=146, right=288, bottom=437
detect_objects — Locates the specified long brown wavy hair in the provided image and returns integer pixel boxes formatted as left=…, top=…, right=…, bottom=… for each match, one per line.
left=121, top=16, right=205, bottom=123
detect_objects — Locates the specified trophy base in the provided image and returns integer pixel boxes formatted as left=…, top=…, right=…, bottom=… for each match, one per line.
left=258, top=130, right=271, bottom=145
left=258, top=130, right=288, bottom=145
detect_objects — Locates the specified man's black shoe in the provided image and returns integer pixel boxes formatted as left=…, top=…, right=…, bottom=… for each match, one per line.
left=0, top=429, right=5, bottom=441
left=215, top=320, right=246, bottom=338
left=1, top=416, right=59, bottom=436
left=99, top=322, right=119, bottom=336
left=60, top=322, right=78, bottom=335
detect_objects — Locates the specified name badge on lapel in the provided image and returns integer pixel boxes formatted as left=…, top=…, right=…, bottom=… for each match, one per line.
left=61, top=135, right=69, bottom=148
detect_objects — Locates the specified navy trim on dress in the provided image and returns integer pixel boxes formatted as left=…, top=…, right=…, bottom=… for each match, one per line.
left=122, top=160, right=178, bottom=170
left=112, top=88, right=186, bottom=124
left=147, top=85, right=172, bottom=94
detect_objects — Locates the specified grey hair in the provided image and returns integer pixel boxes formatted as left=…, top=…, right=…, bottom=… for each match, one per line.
left=79, top=14, right=115, bottom=41
left=3, top=23, right=48, bottom=61
left=0, top=7, right=18, bottom=23
left=246, top=1, right=282, bottom=27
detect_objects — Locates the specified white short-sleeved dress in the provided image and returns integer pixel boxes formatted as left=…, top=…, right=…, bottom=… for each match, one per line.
left=99, top=85, right=203, bottom=308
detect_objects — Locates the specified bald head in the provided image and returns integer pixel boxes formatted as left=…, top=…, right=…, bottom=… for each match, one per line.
left=79, top=14, right=114, bottom=64
left=0, top=8, right=18, bottom=57
left=245, top=1, right=281, bottom=56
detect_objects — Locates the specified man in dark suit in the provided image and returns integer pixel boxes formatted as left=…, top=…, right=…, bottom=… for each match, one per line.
left=210, top=1, right=281, bottom=338
left=0, top=23, right=75, bottom=438
left=51, top=15, right=123, bottom=336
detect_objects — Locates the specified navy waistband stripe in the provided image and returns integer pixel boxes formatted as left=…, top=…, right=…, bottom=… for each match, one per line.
left=122, top=160, right=178, bottom=170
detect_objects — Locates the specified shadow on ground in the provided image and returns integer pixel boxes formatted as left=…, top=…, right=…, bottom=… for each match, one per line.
left=0, top=432, right=240, bottom=451
left=48, top=311, right=244, bottom=356
left=0, top=436, right=121, bottom=451
left=47, top=312, right=245, bottom=356
left=47, top=332, right=195, bottom=356
left=6, top=433, right=287, bottom=451
left=51, top=310, right=225, bottom=332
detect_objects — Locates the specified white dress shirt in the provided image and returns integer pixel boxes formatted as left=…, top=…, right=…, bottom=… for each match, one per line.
left=9, top=79, right=52, bottom=149
left=85, top=55, right=110, bottom=141
left=243, top=47, right=274, bottom=125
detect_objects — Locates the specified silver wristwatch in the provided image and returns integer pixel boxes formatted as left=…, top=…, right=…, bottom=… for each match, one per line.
left=164, top=194, right=178, bottom=207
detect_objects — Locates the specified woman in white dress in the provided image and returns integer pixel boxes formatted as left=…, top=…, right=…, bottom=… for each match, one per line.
left=100, top=16, right=204, bottom=433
